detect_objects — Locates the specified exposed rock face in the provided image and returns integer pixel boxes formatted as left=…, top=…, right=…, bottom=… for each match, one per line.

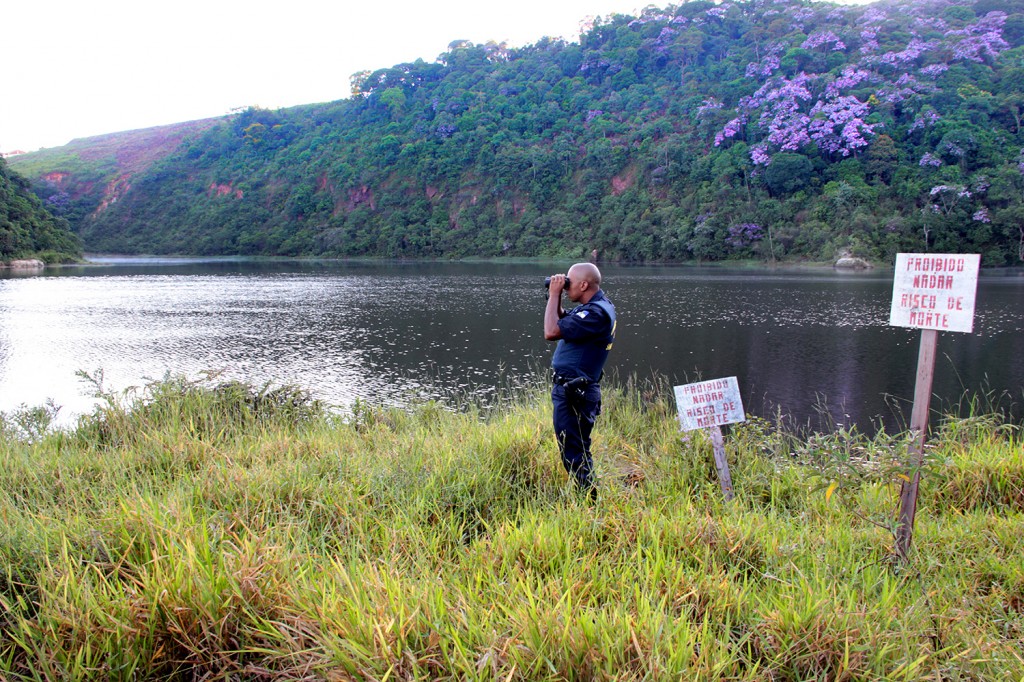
left=835, top=257, right=873, bottom=269
left=2, top=259, right=45, bottom=269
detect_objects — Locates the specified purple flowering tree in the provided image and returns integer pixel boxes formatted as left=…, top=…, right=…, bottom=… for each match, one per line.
left=808, top=95, right=879, bottom=156
left=711, top=0, right=1010, bottom=170
left=946, top=11, right=1009, bottom=63
left=802, top=31, right=846, bottom=51
left=929, top=184, right=971, bottom=215
left=716, top=70, right=881, bottom=164
left=726, top=222, right=763, bottom=248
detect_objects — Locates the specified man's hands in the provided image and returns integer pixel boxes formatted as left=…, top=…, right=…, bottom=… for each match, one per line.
left=544, top=273, right=567, bottom=341
left=547, top=273, right=567, bottom=297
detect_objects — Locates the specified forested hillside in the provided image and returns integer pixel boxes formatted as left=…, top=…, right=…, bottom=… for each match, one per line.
left=14, top=0, right=1024, bottom=264
left=0, top=157, right=81, bottom=263
left=8, top=119, right=219, bottom=232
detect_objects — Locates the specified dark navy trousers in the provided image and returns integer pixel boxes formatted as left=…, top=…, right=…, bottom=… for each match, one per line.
left=551, top=382, right=602, bottom=492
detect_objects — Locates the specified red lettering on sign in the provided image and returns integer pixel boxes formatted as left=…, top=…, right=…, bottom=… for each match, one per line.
left=912, top=274, right=953, bottom=289
left=900, top=293, right=937, bottom=309
left=909, top=311, right=950, bottom=328
left=906, top=256, right=966, bottom=273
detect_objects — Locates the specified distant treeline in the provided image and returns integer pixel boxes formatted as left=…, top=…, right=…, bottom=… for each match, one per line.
left=14, top=0, right=1024, bottom=265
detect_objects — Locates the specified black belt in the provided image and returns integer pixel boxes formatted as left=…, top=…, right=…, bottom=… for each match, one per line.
left=553, top=374, right=590, bottom=387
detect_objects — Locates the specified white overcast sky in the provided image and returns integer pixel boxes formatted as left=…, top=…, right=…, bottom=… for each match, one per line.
left=2, top=0, right=653, bottom=153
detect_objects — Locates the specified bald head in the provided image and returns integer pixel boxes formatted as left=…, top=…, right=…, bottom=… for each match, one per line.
left=568, top=262, right=601, bottom=288
left=567, top=262, right=602, bottom=303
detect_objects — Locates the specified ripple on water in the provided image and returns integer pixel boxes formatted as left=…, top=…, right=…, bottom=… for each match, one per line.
left=0, top=264, right=1022, bottom=430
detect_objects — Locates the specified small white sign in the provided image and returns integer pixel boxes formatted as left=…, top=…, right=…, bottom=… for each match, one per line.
left=889, top=253, right=980, bottom=334
left=674, top=377, right=745, bottom=432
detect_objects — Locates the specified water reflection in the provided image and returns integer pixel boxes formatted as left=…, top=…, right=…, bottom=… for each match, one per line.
left=0, top=259, right=1021, bottom=432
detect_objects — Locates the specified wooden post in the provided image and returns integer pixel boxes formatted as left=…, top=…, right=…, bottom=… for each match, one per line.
left=674, top=378, right=744, bottom=503
left=895, top=328, right=939, bottom=561
left=708, top=425, right=735, bottom=501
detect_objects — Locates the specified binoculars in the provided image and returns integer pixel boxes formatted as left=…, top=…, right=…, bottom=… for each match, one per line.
left=543, top=276, right=571, bottom=290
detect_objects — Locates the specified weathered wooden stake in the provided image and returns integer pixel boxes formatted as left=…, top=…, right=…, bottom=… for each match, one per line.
left=895, top=328, right=939, bottom=561
left=708, top=425, right=735, bottom=501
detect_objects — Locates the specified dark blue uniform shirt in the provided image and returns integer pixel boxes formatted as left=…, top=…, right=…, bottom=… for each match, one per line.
left=551, top=290, right=616, bottom=383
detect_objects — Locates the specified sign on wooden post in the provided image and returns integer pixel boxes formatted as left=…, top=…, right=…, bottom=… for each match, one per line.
left=889, top=253, right=980, bottom=560
left=674, top=377, right=746, bottom=501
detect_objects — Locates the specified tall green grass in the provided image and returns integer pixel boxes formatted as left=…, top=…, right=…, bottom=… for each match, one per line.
left=0, top=374, right=1021, bottom=680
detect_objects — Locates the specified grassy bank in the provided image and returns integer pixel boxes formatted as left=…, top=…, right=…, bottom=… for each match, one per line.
left=1, top=376, right=1021, bottom=680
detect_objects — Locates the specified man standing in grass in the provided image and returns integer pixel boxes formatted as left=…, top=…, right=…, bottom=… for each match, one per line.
left=544, top=262, right=616, bottom=497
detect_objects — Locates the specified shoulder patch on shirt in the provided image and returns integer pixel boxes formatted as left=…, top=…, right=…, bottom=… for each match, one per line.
left=575, top=310, right=589, bottom=318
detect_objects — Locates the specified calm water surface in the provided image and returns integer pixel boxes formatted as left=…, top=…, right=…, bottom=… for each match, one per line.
left=1, top=258, right=1022, bottom=431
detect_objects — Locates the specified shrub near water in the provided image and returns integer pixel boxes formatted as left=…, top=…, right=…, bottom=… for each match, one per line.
left=0, top=376, right=1021, bottom=680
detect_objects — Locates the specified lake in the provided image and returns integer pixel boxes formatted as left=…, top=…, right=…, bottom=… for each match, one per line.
left=1, top=258, right=1022, bottom=432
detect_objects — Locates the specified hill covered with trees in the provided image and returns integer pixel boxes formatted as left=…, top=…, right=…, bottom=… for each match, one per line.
left=12, top=0, right=1024, bottom=265
left=0, top=157, right=81, bottom=263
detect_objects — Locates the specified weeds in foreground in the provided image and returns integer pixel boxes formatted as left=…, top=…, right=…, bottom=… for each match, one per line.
left=0, top=375, right=1021, bottom=680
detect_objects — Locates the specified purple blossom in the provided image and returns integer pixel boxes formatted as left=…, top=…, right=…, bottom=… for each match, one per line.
left=750, top=143, right=772, bottom=166
left=858, top=8, right=888, bottom=25
left=876, top=74, right=935, bottom=104
left=859, top=29, right=879, bottom=54
left=951, top=34, right=1009, bottom=62
left=916, top=17, right=948, bottom=30
left=757, top=77, right=814, bottom=151
left=727, top=223, right=764, bottom=248
left=746, top=54, right=781, bottom=78
left=714, top=116, right=747, bottom=146
left=945, top=11, right=1007, bottom=37
left=918, top=64, right=949, bottom=78
left=697, top=98, right=724, bottom=115
left=943, top=142, right=966, bottom=159
left=45, top=191, right=70, bottom=213
left=867, top=38, right=938, bottom=68
left=745, top=42, right=785, bottom=79
left=973, top=178, right=990, bottom=194
left=790, top=7, right=815, bottom=26
left=826, top=67, right=873, bottom=96
left=929, top=184, right=971, bottom=214
left=919, top=153, right=943, bottom=167
left=972, top=208, right=991, bottom=223
left=719, top=71, right=884, bottom=162
left=655, top=27, right=678, bottom=45
left=909, top=110, right=941, bottom=132
left=808, top=95, right=878, bottom=156
left=802, top=31, right=846, bottom=51
left=585, top=109, right=604, bottom=123
left=826, top=9, right=849, bottom=23
left=706, top=7, right=727, bottom=19
left=947, top=12, right=1009, bottom=62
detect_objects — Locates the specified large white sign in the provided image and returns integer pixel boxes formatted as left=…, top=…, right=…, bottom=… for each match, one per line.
left=889, top=253, right=980, bottom=334
left=674, top=377, right=745, bottom=431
